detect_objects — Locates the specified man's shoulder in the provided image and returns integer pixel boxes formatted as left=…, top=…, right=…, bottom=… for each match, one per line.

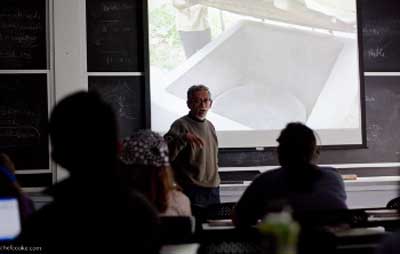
left=177, top=115, right=191, bottom=123
left=253, top=168, right=283, bottom=184
left=205, top=118, right=216, bottom=129
left=317, top=166, right=344, bottom=183
left=205, top=118, right=214, bottom=125
left=318, top=166, right=340, bottom=176
left=170, top=115, right=190, bottom=127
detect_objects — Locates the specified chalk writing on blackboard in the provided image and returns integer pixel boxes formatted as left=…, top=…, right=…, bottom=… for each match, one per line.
left=364, top=95, right=379, bottom=145
left=0, top=0, right=46, bottom=69
left=0, top=74, right=49, bottom=169
left=101, top=82, right=139, bottom=120
left=86, top=0, right=143, bottom=72
left=366, top=123, right=383, bottom=145
left=360, top=0, right=400, bottom=71
left=101, top=2, right=134, bottom=12
left=0, top=106, right=41, bottom=147
left=88, top=76, right=145, bottom=139
left=362, top=27, right=389, bottom=36
left=0, top=95, right=43, bottom=148
left=0, top=127, right=40, bottom=146
left=367, top=47, right=385, bottom=58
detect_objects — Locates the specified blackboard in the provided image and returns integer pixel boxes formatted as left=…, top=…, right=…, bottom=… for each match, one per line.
left=88, top=76, right=146, bottom=139
left=0, top=74, right=49, bottom=170
left=0, top=0, right=47, bottom=69
left=86, top=0, right=144, bottom=72
left=219, top=149, right=277, bottom=167
left=319, top=76, right=400, bottom=164
left=219, top=76, right=400, bottom=168
left=360, top=0, right=400, bottom=72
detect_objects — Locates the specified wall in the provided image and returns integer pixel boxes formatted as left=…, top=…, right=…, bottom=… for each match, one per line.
left=53, top=0, right=87, bottom=100
left=53, top=0, right=87, bottom=181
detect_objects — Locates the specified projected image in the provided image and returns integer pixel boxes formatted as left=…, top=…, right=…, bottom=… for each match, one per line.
left=148, top=0, right=363, bottom=147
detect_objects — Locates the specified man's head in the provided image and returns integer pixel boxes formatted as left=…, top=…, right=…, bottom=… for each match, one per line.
left=187, top=84, right=212, bottom=120
left=49, top=91, right=118, bottom=176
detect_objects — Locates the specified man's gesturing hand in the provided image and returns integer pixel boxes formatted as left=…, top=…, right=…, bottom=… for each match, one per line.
left=186, top=132, right=204, bottom=148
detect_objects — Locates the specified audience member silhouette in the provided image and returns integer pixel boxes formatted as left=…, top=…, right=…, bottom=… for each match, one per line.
left=119, top=130, right=191, bottom=216
left=233, top=122, right=347, bottom=228
left=0, top=153, right=34, bottom=222
left=17, top=91, right=160, bottom=254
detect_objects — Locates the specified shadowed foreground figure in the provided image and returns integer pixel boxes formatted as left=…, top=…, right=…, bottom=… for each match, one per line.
left=232, top=123, right=347, bottom=254
left=17, top=91, right=159, bottom=254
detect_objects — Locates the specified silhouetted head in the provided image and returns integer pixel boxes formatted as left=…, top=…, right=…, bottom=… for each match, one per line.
left=49, top=91, right=118, bottom=177
left=277, top=122, right=318, bottom=168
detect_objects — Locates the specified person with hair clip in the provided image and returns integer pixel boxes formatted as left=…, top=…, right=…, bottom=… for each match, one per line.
left=119, top=130, right=192, bottom=216
left=232, top=122, right=347, bottom=228
left=0, top=153, right=34, bottom=222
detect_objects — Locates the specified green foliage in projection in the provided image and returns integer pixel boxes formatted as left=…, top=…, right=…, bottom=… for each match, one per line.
left=149, top=4, right=185, bottom=70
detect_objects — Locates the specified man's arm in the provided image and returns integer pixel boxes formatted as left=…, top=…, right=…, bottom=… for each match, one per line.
left=164, top=122, right=189, bottom=161
left=164, top=122, right=205, bottom=161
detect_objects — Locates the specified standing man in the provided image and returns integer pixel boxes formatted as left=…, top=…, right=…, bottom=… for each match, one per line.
left=172, top=0, right=211, bottom=58
left=164, top=85, right=220, bottom=207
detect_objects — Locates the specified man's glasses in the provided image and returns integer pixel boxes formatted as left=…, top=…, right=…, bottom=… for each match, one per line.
left=191, top=98, right=212, bottom=105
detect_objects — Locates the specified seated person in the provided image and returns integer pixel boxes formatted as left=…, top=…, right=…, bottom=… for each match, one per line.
left=0, top=153, right=34, bottom=222
left=119, top=130, right=192, bottom=216
left=233, top=122, right=347, bottom=227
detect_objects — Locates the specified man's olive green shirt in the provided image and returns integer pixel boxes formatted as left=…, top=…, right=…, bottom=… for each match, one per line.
left=164, top=114, right=220, bottom=188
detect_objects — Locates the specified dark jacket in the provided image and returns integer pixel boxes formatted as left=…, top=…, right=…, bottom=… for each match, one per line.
left=17, top=177, right=160, bottom=254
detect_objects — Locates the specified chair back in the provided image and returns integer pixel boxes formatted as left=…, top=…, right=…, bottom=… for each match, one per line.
left=206, top=202, right=236, bottom=220
left=159, top=216, right=195, bottom=244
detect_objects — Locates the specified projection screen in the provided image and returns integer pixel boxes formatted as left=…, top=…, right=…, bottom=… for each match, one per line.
left=148, top=0, right=364, bottom=148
